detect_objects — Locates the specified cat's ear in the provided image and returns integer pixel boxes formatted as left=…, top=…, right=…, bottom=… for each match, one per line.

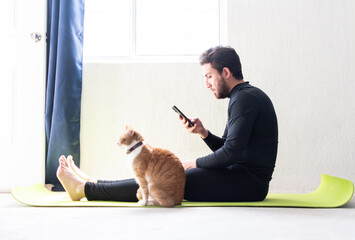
left=137, top=132, right=144, bottom=142
left=125, top=125, right=134, bottom=136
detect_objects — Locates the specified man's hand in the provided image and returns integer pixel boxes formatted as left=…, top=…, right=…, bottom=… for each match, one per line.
left=182, top=159, right=197, bottom=170
left=180, top=116, right=208, bottom=139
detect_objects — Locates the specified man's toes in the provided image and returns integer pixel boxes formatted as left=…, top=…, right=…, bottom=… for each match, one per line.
left=59, top=157, right=70, bottom=168
left=59, top=158, right=66, bottom=166
left=59, top=156, right=69, bottom=167
left=67, top=155, right=74, bottom=165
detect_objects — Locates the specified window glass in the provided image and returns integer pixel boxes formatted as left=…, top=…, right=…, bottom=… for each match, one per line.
left=136, top=0, right=219, bottom=56
left=84, top=0, right=131, bottom=57
left=83, top=0, right=220, bottom=58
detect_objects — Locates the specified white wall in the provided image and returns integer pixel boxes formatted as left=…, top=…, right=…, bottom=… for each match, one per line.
left=80, top=63, right=228, bottom=180
left=81, top=0, right=355, bottom=193
left=227, top=0, right=355, bottom=192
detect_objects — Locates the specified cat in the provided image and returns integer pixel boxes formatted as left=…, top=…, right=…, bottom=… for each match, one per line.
left=117, top=126, right=186, bottom=207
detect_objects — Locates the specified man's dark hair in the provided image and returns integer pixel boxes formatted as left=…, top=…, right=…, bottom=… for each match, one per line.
left=199, top=46, right=243, bottom=80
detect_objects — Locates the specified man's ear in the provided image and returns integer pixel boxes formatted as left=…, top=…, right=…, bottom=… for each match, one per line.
left=222, top=67, right=231, bottom=79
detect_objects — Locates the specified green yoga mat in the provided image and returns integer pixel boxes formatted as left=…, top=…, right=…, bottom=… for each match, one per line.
left=11, top=174, right=354, bottom=208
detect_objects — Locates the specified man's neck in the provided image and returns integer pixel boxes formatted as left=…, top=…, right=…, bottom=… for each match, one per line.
left=228, top=79, right=245, bottom=94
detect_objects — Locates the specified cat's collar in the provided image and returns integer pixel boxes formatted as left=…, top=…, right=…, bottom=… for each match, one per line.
left=126, top=141, right=143, bottom=154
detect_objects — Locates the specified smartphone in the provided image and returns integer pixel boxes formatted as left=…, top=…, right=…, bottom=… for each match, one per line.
left=172, top=105, right=194, bottom=127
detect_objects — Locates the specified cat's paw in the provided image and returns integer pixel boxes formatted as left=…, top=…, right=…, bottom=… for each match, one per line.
left=137, top=199, right=147, bottom=206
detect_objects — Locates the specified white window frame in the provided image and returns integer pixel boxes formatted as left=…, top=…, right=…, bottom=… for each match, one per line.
left=84, top=0, right=227, bottom=63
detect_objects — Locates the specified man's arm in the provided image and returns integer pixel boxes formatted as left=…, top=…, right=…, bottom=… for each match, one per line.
left=196, top=93, right=259, bottom=168
left=202, top=130, right=226, bottom=152
left=179, top=117, right=225, bottom=169
left=180, top=116, right=226, bottom=151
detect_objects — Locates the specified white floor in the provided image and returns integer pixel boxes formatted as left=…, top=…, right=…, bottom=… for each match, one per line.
left=1, top=193, right=355, bottom=240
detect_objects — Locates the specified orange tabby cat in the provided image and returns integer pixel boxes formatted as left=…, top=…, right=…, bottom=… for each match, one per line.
left=117, top=126, right=186, bottom=207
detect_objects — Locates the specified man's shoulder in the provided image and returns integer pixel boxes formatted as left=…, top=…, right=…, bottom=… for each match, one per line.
left=239, top=84, right=269, bottom=100
left=241, top=83, right=262, bottom=92
left=231, top=84, right=261, bottom=101
left=229, top=84, right=270, bottom=109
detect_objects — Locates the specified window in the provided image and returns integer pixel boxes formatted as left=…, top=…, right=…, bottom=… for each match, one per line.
left=83, top=0, right=225, bottom=60
left=83, top=0, right=131, bottom=58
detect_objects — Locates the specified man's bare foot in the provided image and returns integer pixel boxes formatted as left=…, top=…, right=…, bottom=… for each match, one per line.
left=56, top=155, right=86, bottom=201
left=67, top=155, right=97, bottom=183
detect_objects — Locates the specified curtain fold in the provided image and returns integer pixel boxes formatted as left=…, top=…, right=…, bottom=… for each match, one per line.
left=45, top=0, right=85, bottom=191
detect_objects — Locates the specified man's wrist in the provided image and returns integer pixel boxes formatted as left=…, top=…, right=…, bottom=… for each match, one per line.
left=194, top=158, right=199, bottom=168
left=193, top=159, right=197, bottom=168
left=200, top=129, right=209, bottom=139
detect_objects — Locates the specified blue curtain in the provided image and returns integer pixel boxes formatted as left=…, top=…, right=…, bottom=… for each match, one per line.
left=45, top=0, right=85, bottom=191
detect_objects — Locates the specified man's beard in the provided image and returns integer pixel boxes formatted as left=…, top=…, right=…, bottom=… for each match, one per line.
left=214, top=77, right=230, bottom=99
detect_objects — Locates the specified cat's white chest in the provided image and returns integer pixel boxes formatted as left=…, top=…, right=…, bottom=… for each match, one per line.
left=126, top=150, right=141, bottom=166
left=126, top=141, right=143, bottom=168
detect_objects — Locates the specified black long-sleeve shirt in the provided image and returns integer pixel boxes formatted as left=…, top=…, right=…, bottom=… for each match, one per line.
left=196, top=82, right=278, bottom=182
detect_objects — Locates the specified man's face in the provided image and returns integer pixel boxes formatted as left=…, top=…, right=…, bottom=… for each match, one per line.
left=202, top=63, right=229, bottom=99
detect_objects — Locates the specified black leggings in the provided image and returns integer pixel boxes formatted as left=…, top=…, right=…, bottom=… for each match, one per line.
left=85, top=165, right=269, bottom=202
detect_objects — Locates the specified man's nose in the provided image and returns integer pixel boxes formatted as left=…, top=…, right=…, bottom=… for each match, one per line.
left=206, top=78, right=211, bottom=88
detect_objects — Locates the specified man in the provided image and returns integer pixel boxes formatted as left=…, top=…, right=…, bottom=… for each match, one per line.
left=56, top=46, right=278, bottom=203
left=180, top=46, right=278, bottom=201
